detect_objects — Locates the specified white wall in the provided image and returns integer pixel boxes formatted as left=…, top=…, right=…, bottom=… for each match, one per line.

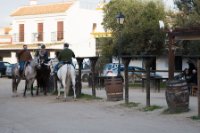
left=64, top=2, right=96, bottom=57
left=156, top=56, right=189, bottom=78
left=111, top=55, right=189, bottom=78
left=11, top=1, right=97, bottom=57
left=12, top=13, right=66, bottom=44
left=3, top=52, right=17, bottom=63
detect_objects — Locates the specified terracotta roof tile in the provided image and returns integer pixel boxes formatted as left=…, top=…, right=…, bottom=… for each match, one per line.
left=11, top=1, right=75, bottom=16
left=0, top=43, right=63, bottom=50
left=4, top=27, right=12, bottom=34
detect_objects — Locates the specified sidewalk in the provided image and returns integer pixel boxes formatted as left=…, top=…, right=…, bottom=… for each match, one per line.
left=82, top=84, right=199, bottom=117
left=0, top=79, right=199, bottom=133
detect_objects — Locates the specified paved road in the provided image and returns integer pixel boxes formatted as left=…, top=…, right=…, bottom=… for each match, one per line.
left=0, top=78, right=199, bottom=133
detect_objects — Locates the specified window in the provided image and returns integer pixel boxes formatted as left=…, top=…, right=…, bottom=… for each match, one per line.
left=92, top=23, right=97, bottom=32
left=57, top=21, right=64, bottom=41
left=19, top=24, right=24, bottom=42
left=175, top=56, right=182, bottom=71
left=38, top=23, right=43, bottom=41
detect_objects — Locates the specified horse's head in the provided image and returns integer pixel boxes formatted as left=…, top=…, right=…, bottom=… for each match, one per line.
left=48, top=58, right=59, bottom=75
left=32, top=56, right=41, bottom=69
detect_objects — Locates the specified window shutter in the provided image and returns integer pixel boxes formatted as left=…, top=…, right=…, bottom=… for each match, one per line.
left=19, top=24, right=24, bottom=42
left=38, top=23, right=43, bottom=41
left=57, top=21, right=64, bottom=41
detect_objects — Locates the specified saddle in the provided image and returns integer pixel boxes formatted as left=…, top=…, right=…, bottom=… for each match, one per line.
left=58, top=61, right=74, bottom=69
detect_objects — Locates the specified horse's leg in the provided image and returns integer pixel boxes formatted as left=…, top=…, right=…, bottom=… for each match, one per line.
left=56, top=80, right=61, bottom=99
left=30, top=79, right=35, bottom=96
left=23, top=80, right=27, bottom=97
left=43, top=82, right=47, bottom=96
left=63, top=79, right=68, bottom=102
left=12, top=78, right=17, bottom=97
left=70, top=68, right=76, bottom=99
left=13, top=78, right=21, bottom=97
left=71, top=74, right=76, bottom=99
left=36, top=79, right=39, bottom=96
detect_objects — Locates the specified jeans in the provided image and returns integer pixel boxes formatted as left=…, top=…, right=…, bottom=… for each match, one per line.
left=19, top=61, right=26, bottom=72
left=54, top=61, right=65, bottom=73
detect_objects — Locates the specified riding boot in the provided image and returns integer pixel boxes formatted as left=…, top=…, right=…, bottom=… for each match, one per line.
left=19, top=70, right=23, bottom=77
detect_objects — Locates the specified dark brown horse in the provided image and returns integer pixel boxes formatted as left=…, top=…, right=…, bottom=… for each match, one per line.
left=35, top=58, right=51, bottom=95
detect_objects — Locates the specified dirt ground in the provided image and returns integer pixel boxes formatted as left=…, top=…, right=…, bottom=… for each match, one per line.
left=0, top=78, right=199, bottom=133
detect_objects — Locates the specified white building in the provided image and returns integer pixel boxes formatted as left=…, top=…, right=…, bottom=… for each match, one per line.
left=0, top=27, right=12, bottom=45
left=10, top=0, right=98, bottom=57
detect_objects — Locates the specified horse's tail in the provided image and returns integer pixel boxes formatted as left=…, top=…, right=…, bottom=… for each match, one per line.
left=65, top=64, right=71, bottom=86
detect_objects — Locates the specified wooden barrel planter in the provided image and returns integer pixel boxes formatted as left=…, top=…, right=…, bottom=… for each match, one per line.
left=166, top=80, right=189, bottom=113
left=105, top=77, right=123, bottom=101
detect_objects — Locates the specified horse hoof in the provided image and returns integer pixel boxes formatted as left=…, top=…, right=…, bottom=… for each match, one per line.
left=74, top=98, right=77, bottom=101
left=63, top=99, right=67, bottom=102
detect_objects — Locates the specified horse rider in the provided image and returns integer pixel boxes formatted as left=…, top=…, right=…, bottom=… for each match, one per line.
left=54, top=43, right=75, bottom=73
left=35, top=44, right=49, bottom=63
left=17, top=44, right=32, bottom=76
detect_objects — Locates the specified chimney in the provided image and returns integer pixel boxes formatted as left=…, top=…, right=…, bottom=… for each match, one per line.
left=30, top=0, right=37, bottom=5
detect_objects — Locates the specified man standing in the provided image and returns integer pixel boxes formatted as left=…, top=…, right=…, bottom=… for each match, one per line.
left=17, top=45, right=32, bottom=75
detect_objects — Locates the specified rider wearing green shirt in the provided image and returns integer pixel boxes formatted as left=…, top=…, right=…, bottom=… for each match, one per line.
left=58, top=43, right=75, bottom=63
left=54, top=43, right=75, bottom=73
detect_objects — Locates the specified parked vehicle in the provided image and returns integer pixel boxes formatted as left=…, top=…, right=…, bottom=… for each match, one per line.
left=75, top=59, right=91, bottom=82
left=76, top=68, right=91, bottom=82
left=0, top=61, right=11, bottom=77
left=6, top=63, right=15, bottom=78
left=102, top=63, right=162, bottom=82
left=102, top=63, right=141, bottom=82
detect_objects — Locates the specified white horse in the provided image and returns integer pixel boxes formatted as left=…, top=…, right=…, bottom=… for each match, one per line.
left=12, top=58, right=38, bottom=97
left=49, top=59, right=76, bottom=101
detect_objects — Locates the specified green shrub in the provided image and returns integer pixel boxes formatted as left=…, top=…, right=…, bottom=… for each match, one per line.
left=142, top=105, right=162, bottom=112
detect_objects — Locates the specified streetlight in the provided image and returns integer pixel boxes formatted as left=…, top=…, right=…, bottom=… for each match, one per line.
left=116, top=12, right=125, bottom=77
left=116, top=12, right=125, bottom=24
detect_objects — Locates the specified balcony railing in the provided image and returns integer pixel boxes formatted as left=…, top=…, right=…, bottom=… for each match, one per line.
left=51, top=31, right=64, bottom=42
left=32, top=32, right=43, bottom=42
left=13, top=31, right=65, bottom=44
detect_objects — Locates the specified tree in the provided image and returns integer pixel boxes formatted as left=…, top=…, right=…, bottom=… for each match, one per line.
left=173, top=0, right=200, bottom=55
left=174, top=0, right=200, bottom=27
left=102, top=0, right=167, bottom=106
left=102, top=0, right=166, bottom=56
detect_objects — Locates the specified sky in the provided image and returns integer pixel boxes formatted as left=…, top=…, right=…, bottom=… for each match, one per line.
left=0, top=0, right=174, bottom=28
